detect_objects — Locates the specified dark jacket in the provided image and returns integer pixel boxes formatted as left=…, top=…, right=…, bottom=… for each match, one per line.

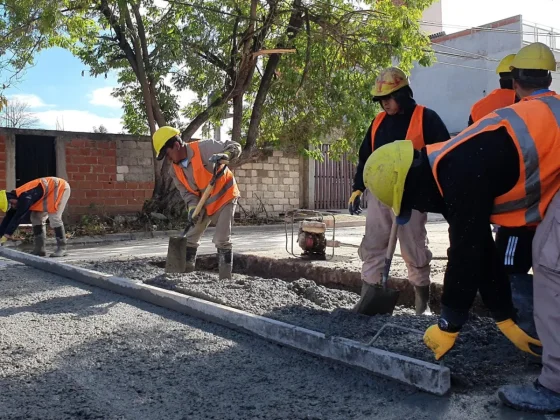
left=404, top=127, right=519, bottom=327
left=0, top=185, right=44, bottom=237
left=353, top=100, right=450, bottom=191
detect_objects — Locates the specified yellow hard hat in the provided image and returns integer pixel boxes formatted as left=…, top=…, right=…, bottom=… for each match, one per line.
left=153, top=126, right=180, bottom=160
left=371, top=67, right=409, bottom=98
left=509, top=42, right=557, bottom=71
left=0, top=190, right=7, bottom=213
left=496, top=54, right=516, bottom=74
left=363, top=140, right=414, bottom=218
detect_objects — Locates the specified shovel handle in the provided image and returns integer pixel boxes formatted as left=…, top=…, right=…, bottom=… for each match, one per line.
left=180, top=162, right=229, bottom=238
left=382, top=222, right=399, bottom=287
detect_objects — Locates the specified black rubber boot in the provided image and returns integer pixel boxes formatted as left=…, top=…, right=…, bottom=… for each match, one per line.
left=31, top=225, right=47, bottom=257
left=185, top=246, right=197, bottom=273
left=352, top=282, right=376, bottom=314
left=414, top=285, right=431, bottom=315
left=218, top=248, right=233, bottom=280
left=498, top=380, right=560, bottom=414
left=50, top=226, right=67, bottom=258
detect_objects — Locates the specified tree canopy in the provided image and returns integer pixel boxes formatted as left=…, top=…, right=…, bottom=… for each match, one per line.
left=0, top=0, right=435, bottom=213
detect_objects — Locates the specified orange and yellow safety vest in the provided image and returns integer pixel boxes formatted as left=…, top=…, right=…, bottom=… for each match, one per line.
left=427, top=92, right=560, bottom=227
left=15, top=177, right=68, bottom=213
left=173, top=141, right=239, bottom=215
left=371, top=105, right=425, bottom=151
left=470, top=89, right=517, bottom=123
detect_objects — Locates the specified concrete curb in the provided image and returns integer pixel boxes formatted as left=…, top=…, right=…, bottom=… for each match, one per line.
left=0, top=247, right=450, bottom=395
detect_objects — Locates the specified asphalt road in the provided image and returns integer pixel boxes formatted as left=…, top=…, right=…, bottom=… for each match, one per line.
left=0, top=259, right=548, bottom=420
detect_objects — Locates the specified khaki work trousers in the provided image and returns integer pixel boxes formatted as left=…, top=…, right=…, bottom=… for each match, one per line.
left=532, top=189, right=560, bottom=394
left=30, top=185, right=71, bottom=229
left=359, top=191, right=432, bottom=287
left=186, top=200, right=237, bottom=250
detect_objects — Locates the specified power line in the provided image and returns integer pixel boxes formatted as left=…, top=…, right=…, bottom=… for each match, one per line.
left=421, top=20, right=560, bottom=37
left=434, top=61, right=494, bottom=72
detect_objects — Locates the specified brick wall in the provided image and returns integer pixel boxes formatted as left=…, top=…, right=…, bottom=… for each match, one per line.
left=234, top=150, right=301, bottom=215
left=65, top=138, right=154, bottom=217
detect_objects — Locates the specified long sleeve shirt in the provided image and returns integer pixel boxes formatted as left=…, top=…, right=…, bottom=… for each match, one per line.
left=353, top=103, right=450, bottom=192
left=169, top=139, right=242, bottom=209
left=0, top=185, right=44, bottom=237
left=409, top=128, right=519, bottom=325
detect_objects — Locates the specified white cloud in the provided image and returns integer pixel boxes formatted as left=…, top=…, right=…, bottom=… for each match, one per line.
left=89, top=86, right=122, bottom=108
left=7, top=93, right=53, bottom=109
left=33, top=110, right=123, bottom=133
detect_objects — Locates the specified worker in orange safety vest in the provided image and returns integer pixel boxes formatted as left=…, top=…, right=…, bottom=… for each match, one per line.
left=363, top=42, right=560, bottom=414
left=470, top=53, right=536, bottom=282
left=152, top=126, right=241, bottom=279
left=0, top=177, right=71, bottom=257
left=349, top=67, right=450, bottom=316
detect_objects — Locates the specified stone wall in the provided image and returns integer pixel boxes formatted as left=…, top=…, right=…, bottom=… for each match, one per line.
left=116, top=139, right=154, bottom=182
left=234, top=150, right=302, bottom=215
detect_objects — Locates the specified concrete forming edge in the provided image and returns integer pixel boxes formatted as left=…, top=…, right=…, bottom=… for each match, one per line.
left=0, top=247, right=450, bottom=396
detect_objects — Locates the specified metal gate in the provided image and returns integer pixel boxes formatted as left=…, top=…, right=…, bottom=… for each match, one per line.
left=314, top=144, right=358, bottom=209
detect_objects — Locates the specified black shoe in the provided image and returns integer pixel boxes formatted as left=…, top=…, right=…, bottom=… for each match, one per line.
left=498, top=380, right=560, bottom=414
left=217, top=248, right=232, bottom=280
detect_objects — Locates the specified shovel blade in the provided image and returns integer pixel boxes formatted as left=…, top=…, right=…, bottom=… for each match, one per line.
left=354, top=284, right=400, bottom=316
left=165, top=236, right=188, bottom=273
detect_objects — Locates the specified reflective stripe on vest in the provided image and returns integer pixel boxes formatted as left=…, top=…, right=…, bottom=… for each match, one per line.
left=16, top=177, right=68, bottom=213
left=470, top=89, right=516, bottom=123
left=428, top=94, right=560, bottom=226
left=370, top=105, right=425, bottom=151
left=172, top=142, right=239, bottom=215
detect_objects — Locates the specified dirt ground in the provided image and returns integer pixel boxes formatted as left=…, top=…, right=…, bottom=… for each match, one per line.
left=78, top=257, right=541, bottom=395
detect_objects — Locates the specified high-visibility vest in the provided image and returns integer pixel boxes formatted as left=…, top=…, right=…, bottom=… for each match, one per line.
left=173, top=141, right=239, bottom=215
left=371, top=105, right=425, bottom=151
left=15, top=177, right=68, bottom=213
left=470, top=89, right=517, bottom=123
left=427, top=92, right=560, bottom=227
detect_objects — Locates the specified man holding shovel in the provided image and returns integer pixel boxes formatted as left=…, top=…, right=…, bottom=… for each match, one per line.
left=349, top=67, right=450, bottom=315
left=152, top=126, right=241, bottom=280
left=362, top=42, right=559, bottom=414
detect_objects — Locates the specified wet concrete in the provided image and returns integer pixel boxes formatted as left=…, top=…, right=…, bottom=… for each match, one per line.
left=78, top=257, right=542, bottom=396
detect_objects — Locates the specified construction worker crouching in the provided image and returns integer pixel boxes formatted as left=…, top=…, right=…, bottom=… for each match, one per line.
left=153, top=126, right=241, bottom=280
left=363, top=42, right=560, bottom=414
left=0, top=177, right=71, bottom=257
left=350, top=67, right=450, bottom=316
left=470, top=53, right=537, bottom=306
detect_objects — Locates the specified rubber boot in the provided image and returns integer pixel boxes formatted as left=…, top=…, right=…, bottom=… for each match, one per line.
left=352, top=282, right=377, bottom=314
left=498, top=380, right=560, bottom=414
left=414, top=285, right=431, bottom=315
left=510, top=274, right=539, bottom=339
left=185, top=246, right=197, bottom=273
left=50, top=226, right=67, bottom=258
left=218, top=248, right=233, bottom=280
left=31, top=225, right=47, bottom=257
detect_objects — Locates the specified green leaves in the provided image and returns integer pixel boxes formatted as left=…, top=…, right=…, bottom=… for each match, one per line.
left=0, top=0, right=435, bottom=159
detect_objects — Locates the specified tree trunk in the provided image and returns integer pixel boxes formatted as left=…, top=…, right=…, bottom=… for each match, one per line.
left=245, top=0, right=304, bottom=152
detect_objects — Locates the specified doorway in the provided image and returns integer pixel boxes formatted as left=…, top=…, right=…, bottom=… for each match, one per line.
left=15, top=135, right=57, bottom=223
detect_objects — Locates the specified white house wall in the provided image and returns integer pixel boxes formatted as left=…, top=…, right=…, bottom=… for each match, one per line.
left=410, top=20, right=523, bottom=134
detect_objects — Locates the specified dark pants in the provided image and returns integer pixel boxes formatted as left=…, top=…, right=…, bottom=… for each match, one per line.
left=495, top=226, right=536, bottom=275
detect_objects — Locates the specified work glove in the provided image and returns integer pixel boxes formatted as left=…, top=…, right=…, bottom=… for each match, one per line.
left=209, top=152, right=230, bottom=164
left=423, top=325, right=459, bottom=361
left=186, top=206, right=199, bottom=224
left=348, top=190, right=362, bottom=215
left=0, top=236, right=8, bottom=246
left=497, top=319, right=542, bottom=357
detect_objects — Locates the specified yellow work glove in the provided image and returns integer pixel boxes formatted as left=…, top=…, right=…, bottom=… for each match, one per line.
left=186, top=206, right=198, bottom=224
left=348, top=190, right=362, bottom=205
left=0, top=236, right=8, bottom=246
left=348, top=190, right=363, bottom=215
left=497, top=319, right=542, bottom=357
left=423, top=325, right=459, bottom=360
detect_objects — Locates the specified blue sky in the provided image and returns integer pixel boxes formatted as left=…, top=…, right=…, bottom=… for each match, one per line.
left=3, top=0, right=560, bottom=134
